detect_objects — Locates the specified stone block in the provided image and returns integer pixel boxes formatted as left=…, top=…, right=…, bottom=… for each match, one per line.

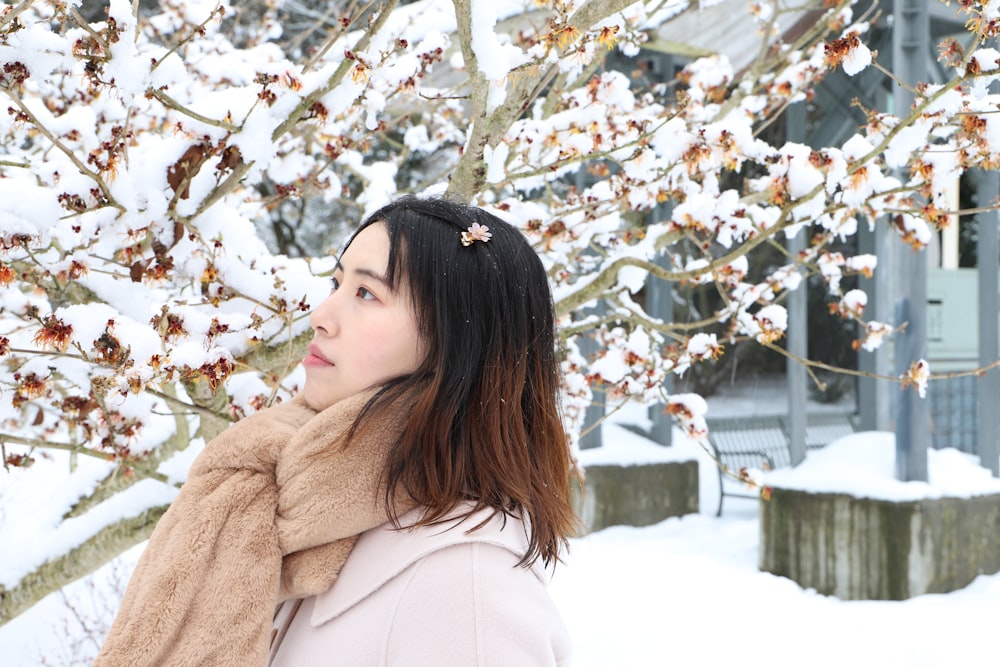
left=572, top=460, right=699, bottom=534
left=759, top=487, right=1000, bottom=600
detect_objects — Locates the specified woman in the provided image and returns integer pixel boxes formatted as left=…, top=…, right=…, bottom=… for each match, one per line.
left=95, top=197, right=576, bottom=666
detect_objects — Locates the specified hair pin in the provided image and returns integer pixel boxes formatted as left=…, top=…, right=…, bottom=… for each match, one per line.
left=461, top=223, right=492, bottom=247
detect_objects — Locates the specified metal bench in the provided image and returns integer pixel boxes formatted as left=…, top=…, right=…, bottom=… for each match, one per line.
left=706, top=413, right=858, bottom=515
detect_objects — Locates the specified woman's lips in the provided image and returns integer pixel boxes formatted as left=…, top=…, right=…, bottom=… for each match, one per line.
left=303, top=344, right=334, bottom=367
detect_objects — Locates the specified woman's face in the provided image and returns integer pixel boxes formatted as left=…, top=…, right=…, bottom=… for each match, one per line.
left=302, top=222, right=426, bottom=411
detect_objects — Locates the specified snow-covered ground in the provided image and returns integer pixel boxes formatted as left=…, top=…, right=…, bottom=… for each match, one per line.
left=3, top=378, right=1000, bottom=666
left=555, top=422, right=1000, bottom=667
left=551, top=508, right=1000, bottom=667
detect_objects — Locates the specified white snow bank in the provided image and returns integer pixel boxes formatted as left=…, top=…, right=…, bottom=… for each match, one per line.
left=765, top=431, right=1000, bottom=501
left=576, top=422, right=698, bottom=467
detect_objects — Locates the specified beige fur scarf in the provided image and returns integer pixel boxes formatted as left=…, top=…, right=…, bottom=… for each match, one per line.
left=94, top=389, right=410, bottom=666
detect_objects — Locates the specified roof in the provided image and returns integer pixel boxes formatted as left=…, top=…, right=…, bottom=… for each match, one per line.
left=645, top=0, right=821, bottom=72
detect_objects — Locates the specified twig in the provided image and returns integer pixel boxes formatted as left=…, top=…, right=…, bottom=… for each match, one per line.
left=68, top=7, right=108, bottom=45
left=577, top=397, right=631, bottom=440
left=766, top=342, right=1000, bottom=383
left=0, top=0, right=33, bottom=31
left=272, top=0, right=397, bottom=141
left=144, top=387, right=231, bottom=423
left=148, top=88, right=239, bottom=131
left=300, top=0, right=375, bottom=73
left=1, top=89, right=125, bottom=213
left=149, top=2, right=225, bottom=73
left=0, top=434, right=114, bottom=461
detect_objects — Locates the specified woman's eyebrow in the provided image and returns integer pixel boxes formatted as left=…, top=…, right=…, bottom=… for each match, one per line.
left=334, top=260, right=388, bottom=285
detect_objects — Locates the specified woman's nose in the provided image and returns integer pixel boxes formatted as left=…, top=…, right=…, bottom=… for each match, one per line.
left=309, top=291, right=339, bottom=335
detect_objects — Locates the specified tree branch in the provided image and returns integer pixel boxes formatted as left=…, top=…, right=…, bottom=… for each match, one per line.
left=0, top=505, right=167, bottom=627
left=64, top=387, right=192, bottom=519
left=0, top=434, right=111, bottom=461
left=149, top=88, right=239, bottom=131
left=270, top=0, right=398, bottom=141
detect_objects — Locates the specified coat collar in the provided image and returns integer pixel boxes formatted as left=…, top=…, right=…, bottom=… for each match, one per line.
left=310, top=504, right=545, bottom=626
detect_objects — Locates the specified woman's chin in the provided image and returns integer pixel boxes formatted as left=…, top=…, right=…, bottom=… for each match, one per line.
left=301, top=385, right=338, bottom=412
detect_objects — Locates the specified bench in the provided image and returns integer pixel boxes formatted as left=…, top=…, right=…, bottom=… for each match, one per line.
left=706, top=413, right=859, bottom=516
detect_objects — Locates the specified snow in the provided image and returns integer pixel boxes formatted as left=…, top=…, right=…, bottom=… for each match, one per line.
left=841, top=40, right=872, bottom=76
left=767, top=431, right=1000, bottom=500
left=839, top=288, right=867, bottom=316
left=3, top=0, right=1000, bottom=662
left=3, top=386, right=998, bottom=666
left=0, top=458, right=178, bottom=589
left=551, top=513, right=1000, bottom=667
left=687, top=332, right=720, bottom=359
left=551, top=395, right=1000, bottom=667
left=576, top=421, right=698, bottom=467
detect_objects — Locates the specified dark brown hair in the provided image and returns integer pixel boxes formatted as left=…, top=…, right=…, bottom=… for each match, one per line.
left=343, top=196, right=577, bottom=566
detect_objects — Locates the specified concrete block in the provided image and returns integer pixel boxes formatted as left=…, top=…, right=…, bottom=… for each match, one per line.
left=572, top=460, right=699, bottom=534
left=759, top=487, right=1000, bottom=600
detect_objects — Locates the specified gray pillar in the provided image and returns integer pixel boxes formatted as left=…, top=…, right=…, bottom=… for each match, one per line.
left=646, top=250, right=673, bottom=447
left=578, top=301, right=605, bottom=450
left=893, top=293, right=928, bottom=481
left=978, top=170, right=1000, bottom=476
left=641, top=55, right=676, bottom=447
left=787, top=231, right=807, bottom=465
left=892, top=0, right=930, bottom=482
left=854, top=22, right=893, bottom=432
left=857, top=220, right=892, bottom=430
left=786, top=102, right=807, bottom=465
left=575, top=167, right=603, bottom=450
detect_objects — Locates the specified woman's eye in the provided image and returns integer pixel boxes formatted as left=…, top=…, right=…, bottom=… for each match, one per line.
left=357, top=286, right=376, bottom=301
left=330, top=276, right=341, bottom=291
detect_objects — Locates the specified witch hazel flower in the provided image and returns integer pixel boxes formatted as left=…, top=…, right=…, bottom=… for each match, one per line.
left=686, top=332, right=724, bottom=362
left=752, top=304, right=788, bottom=344
left=901, top=359, right=930, bottom=398
left=737, top=465, right=766, bottom=489
left=831, top=288, right=867, bottom=320
left=665, top=392, right=708, bottom=441
left=845, top=253, right=877, bottom=277
left=855, top=320, right=892, bottom=352
left=817, top=251, right=846, bottom=292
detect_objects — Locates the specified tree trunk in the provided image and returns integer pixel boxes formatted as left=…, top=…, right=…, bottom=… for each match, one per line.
left=446, top=0, right=636, bottom=202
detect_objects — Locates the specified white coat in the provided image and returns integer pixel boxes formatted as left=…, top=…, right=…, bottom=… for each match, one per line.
left=268, top=505, right=572, bottom=666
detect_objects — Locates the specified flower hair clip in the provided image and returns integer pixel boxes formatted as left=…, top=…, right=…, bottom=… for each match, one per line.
left=461, top=223, right=492, bottom=247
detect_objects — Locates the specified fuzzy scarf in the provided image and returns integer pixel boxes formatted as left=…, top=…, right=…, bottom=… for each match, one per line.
left=94, top=389, right=410, bottom=666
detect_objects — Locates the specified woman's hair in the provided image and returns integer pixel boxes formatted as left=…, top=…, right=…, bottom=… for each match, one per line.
left=342, top=195, right=577, bottom=566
